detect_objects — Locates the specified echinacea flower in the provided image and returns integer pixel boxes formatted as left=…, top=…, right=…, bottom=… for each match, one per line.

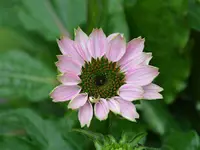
left=50, top=27, right=163, bottom=127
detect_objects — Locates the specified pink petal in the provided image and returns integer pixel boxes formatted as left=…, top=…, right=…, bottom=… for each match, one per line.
left=107, top=98, right=120, bottom=114
left=143, top=83, right=163, bottom=92
left=116, top=98, right=139, bottom=121
left=126, top=66, right=159, bottom=86
left=57, top=37, right=84, bottom=65
left=94, top=99, right=109, bottom=121
left=143, top=83, right=163, bottom=100
left=120, top=37, right=144, bottom=65
left=51, top=85, right=81, bottom=102
left=74, top=27, right=91, bottom=61
left=119, top=84, right=144, bottom=101
left=56, top=55, right=82, bottom=74
left=121, top=52, right=152, bottom=72
left=58, top=72, right=80, bottom=85
left=106, top=34, right=126, bottom=62
left=68, top=93, right=88, bottom=109
left=78, top=101, right=93, bottom=127
left=87, top=28, right=107, bottom=58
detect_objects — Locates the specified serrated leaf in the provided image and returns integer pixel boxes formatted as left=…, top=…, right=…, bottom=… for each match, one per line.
left=0, top=50, right=56, bottom=101
left=125, top=0, right=190, bottom=104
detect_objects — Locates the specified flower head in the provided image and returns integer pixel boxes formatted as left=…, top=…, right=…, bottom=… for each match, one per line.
left=50, top=27, right=163, bottom=127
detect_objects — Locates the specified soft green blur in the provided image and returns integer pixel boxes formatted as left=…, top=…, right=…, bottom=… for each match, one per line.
left=0, top=0, right=200, bottom=150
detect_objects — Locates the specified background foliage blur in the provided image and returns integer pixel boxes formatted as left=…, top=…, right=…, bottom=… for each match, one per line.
left=0, top=0, right=200, bottom=149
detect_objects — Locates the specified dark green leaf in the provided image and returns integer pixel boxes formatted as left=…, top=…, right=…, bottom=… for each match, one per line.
left=141, top=101, right=179, bottom=135
left=163, top=130, right=200, bottom=150
left=189, top=0, right=200, bottom=31
left=125, top=0, right=190, bottom=103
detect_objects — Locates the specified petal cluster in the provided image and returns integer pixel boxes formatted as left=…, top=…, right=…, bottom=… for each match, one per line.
left=50, top=27, right=163, bottom=127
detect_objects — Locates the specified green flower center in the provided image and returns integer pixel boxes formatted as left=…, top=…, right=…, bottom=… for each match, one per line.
left=79, top=57, right=125, bottom=99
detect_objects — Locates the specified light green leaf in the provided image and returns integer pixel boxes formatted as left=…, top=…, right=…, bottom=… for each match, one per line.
left=106, top=0, right=129, bottom=39
left=53, top=0, right=87, bottom=35
left=0, top=50, right=56, bottom=101
left=125, top=0, right=190, bottom=104
left=18, top=0, right=67, bottom=40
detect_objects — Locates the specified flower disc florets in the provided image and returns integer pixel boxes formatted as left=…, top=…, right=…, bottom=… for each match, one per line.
left=79, top=57, right=125, bottom=99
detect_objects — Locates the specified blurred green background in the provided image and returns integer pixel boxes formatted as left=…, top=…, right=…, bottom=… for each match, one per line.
left=0, top=0, right=200, bottom=149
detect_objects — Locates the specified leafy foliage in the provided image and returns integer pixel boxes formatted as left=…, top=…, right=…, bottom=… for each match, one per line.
left=0, top=0, right=200, bottom=149
left=0, top=50, right=55, bottom=101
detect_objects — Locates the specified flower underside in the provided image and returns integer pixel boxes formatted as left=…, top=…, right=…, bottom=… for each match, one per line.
left=79, top=57, right=125, bottom=99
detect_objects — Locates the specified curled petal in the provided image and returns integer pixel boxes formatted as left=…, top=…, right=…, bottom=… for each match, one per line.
left=119, top=84, right=144, bottom=101
left=126, top=66, right=159, bottom=86
left=56, top=55, right=82, bottom=74
left=88, top=28, right=107, bottom=58
left=68, top=93, right=88, bottom=109
left=57, top=37, right=84, bottom=64
left=143, top=83, right=163, bottom=100
left=120, top=37, right=144, bottom=65
left=107, top=98, right=120, bottom=114
left=50, top=85, right=81, bottom=102
left=94, top=99, right=109, bottom=121
left=121, top=52, right=152, bottom=72
left=58, top=72, right=80, bottom=85
left=107, top=33, right=123, bottom=42
left=106, top=34, right=126, bottom=62
left=74, top=27, right=91, bottom=61
left=78, top=101, right=93, bottom=127
left=116, top=98, right=139, bottom=121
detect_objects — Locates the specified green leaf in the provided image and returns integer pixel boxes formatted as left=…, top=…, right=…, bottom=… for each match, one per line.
left=125, top=0, right=190, bottom=103
left=163, top=130, right=200, bottom=150
left=141, top=101, right=179, bottom=135
left=189, top=0, right=200, bottom=31
left=18, top=0, right=68, bottom=40
left=0, top=109, right=77, bottom=150
left=86, top=0, right=129, bottom=39
left=106, top=0, right=129, bottom=39
left=53, top=0, right=87, bottom=35
left=0, top=137, right=36, bottom=150
left=0, top=50, right=56, bottom=101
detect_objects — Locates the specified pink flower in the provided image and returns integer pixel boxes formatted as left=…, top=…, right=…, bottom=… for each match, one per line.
left=50, top=27, right=163, bottom=127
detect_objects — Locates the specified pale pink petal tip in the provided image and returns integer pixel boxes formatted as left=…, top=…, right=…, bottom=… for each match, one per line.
left=94, top=99, right=109, bottom=121
left=68, top=93, right=88, bottom=109
left=50, top=85, right=81, bottom=102
left=78, top=101, right=93, bottom=127
left=119, top=84, right=144, bottom=101
left=88, top=28, right=107, bottom=58
left=117, top=98, right=139, bottom=122
left=106, top=34, right=126, bottom=62
left=107, top=98, right=120, bottom=114
left=143, top=83, right=163, bottom=100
